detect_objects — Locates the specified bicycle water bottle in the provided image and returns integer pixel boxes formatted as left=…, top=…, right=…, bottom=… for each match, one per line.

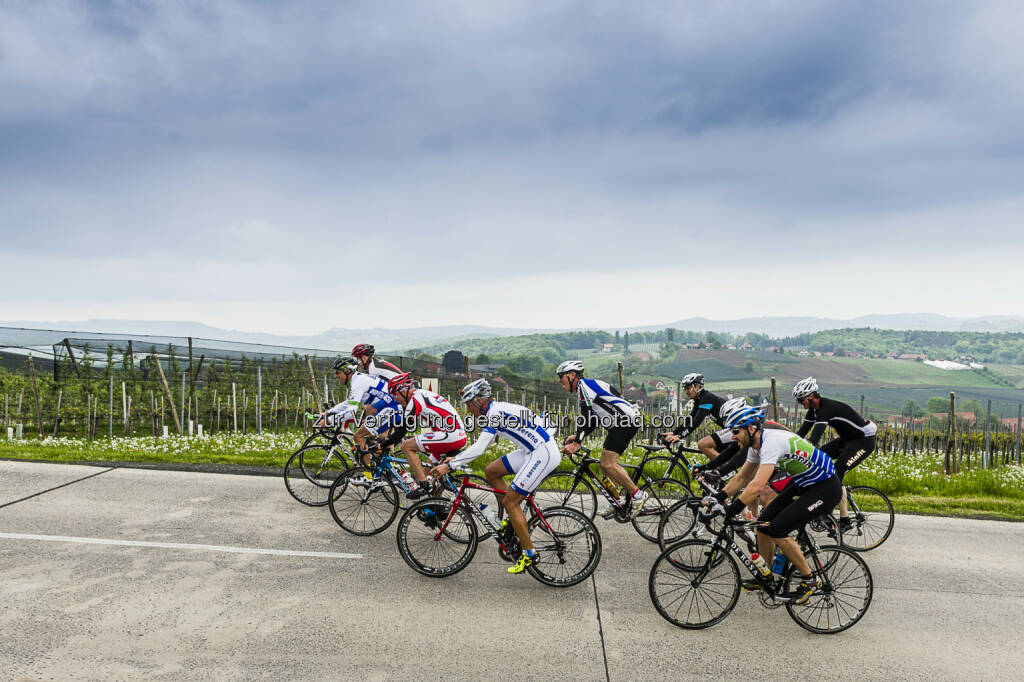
left=600, top=476, right=621, bottom=498
left=481, top=503, right=500, bottom=530
left=750, top=553, right=772, bottom=577
left=771, top=549, right=788, bottom=575
left=399, top=470, right=415, bottom=490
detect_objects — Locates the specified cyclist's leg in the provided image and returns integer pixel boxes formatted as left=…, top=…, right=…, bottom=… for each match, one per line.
left=834, top=436, right=875, bottom=518
left=400, top=437, right=428, bottom=482
left=697, top=431, right=726, bottom=461
left=353, top=424, right=375, bottom=466
left=505, top=441, right=561, bottom=552
left=761, top=477, right=842, bottom=578
left=756, top=482, right=798, bottom=567
left=599, top=426, right=640, bottom=496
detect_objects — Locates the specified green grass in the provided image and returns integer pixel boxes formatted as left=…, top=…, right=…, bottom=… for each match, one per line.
left=888, top=495, right=1024, bottom=521
left=831, top=357, right=1004, bottom=388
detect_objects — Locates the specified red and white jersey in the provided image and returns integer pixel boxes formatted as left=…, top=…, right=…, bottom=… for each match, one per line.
left=366, top=358, right=401, bottom=381
left=405, top=389, right=465, bottom=434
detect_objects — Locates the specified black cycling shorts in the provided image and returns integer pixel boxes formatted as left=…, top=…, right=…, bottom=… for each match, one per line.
left=820, top=435, right=876, bottom=480
left=758, top=476, right=842, bottom=539
left=603, top=426, right=639, bottom=455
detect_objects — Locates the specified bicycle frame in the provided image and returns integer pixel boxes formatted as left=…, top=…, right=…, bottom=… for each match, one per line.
left=437, top=475, right=556, bottom=549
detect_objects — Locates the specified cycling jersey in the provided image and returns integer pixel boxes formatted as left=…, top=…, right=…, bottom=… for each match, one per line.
left=450, top=401, right=560, bottom=494
left=325, top=372, right=391, bottom=426
left=673, top=389, right=726, bottom=439
left=797, top=396, right=877, bottom=445
left=574, top=378, right=641, bottom=441
left=365, top=358, right=402, bottom=381
left=746, top=428, right=836, bottom=488
left=405, top=389, right=466, bottom=434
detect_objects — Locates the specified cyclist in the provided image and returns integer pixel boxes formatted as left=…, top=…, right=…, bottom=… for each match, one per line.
left=556, top=360, right=648, bottom=519
left=321, top=357, right=405, bottom=465
left=658, top=373, right=743, bottom=475
left=793, top=377, right=877, bottom=531
left=708, top=406, right=840, bottom=603
left=431, top=378, right=561, bottom=575
left=351, top=343, right=402, bottom=381
left=387, top=372, right=467, bottom=499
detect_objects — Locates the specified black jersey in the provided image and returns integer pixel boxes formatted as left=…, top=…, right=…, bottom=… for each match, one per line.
left=796, top=397, right=877, bottom=446
left=672, top=389, right=726, bottom=439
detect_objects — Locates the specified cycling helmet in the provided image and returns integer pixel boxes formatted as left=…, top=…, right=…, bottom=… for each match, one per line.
left=332, top=356, right=359, bottom=372
left=460, top=378, right=492, bottom=403
left=351, top=343, right=374, bottom=358
left=724, top=406, right=765, bottom=430
left=682, top=372, right=704, bottom=388
left=792, top=376, right=819, bottom=400
left=719, top=397, right=748, bottom=421
left=387, top=372, right=415, bottom=394
left=556, top=360, right=585, bottom=376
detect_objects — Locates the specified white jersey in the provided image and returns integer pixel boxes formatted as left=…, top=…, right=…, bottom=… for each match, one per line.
left=365, top=358, right=401, bottom=381
left=325, top=372, right=388, bottom=425
left=449, top=401, right=552, bottom=469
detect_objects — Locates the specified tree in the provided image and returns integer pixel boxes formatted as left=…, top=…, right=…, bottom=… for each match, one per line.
left=614, top=330, right=620, bottom=345
left=960, top=399, right=983, bottom=420
left=476, top=353, right=491, bottom=364
left=623, top=331, right=630, bottom=350
left=442, top=350, right=467, bottom=375
left=901, top=399, right=920, bottom=417
left=925, top=396, right=949, bottom=414
left=744, top=361, right=755, bottom=373
left=666, top=328, right=675, bottom=342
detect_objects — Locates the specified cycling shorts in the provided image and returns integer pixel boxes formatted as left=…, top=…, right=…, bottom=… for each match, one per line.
left=821, top=435, right=876, bottom=479
left=414, top=430, right=467, bottom=457
left=758, top=476, right=841, bottom=539
left=711, top=427, right=734, bottom=448
left=603, top=426, right=639, bottom=455
left=500, top=441, right=562, bottom=496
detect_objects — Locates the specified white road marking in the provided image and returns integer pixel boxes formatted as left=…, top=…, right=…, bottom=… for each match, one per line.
left=0, top=532, right=362, bottom=559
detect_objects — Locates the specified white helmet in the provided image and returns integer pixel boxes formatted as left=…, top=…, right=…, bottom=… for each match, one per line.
left=792, top=376, right=819, bottom=400
left=720, top=397, right=748, bottom=421
left=556, top=360, right=584, bottom=376
left=682, top=372, right=704, bottom=388
left=460, top=378, right=492, bottom=403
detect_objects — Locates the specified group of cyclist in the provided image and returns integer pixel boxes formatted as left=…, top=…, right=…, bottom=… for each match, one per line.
left=319, top=343, right=877, bottom=595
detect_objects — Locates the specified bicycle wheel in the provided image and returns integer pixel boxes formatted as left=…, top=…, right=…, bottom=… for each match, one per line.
left=784, top=545, right=873, bottom=634
left=643, top=456, right=696, bottom=493
left=839, top=486, right=894, bottom=552
left=396, top=499, right=478, bottom=578
left=525, top=507, right=602, bottom=587
left=328, top=467, right=399, bottom=536
left=537, top=471, right=597, bottom=520
left=632, top=477, right=691, bottom=543
left=437, top=474, right=499, bottom=532
left=656, top=496, right=699, bottom=551
left=649, top=539, right=740, bottom=629
left=283, top=444, right=352, bottom=506
left=805, top=514, right=843, bottom=551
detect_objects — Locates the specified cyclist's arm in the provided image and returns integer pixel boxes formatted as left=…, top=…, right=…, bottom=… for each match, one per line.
left=673, top=403, right=710, bottom=439
left=705, top=442, right=740, bottom=471
left=734, top=463, right=774, bottom=506
left=447, top=429, right=497, bottom=469
left=716, top=447, right=748, bottom=477
left=571, top=401, right=597, bottom=443
left=806, top=422, right=827, bottom=446
left=796, top=419, right=812, bottom=438
left=723, top=460, right=759, bottom=497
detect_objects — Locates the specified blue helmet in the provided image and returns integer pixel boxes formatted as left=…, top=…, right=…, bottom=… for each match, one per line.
left=724, top=407, right=765, bottom=430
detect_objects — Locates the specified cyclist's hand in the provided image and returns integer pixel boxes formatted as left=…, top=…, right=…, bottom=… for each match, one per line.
left=661, top=432, right=680, bottom=444
left=430, top=463, right=451, bottom=477
left=562, top=441, right=581, bottom=456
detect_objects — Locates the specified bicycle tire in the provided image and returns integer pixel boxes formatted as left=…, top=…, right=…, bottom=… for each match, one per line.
left=537, top=471, right=598, bottom=520
left=396, top=499, right=478, bottom=578
left=656, top=496, right=700, bottom=552
left=649, top=539, right=740, bottom=629
left=642, top=456, right=696, bottom=492
left=525, top=506, right=602, bottom=587
left=839, top=486, right=894, bottom=552
left=784, top=545, right=873, bottom=634
left=328, top=466, right=399, bottom=536
left=631, top=477, right=691, bottom=543
left=283, top=444, right=351, bottom=506
left=805, top=514, right=843, bottom=553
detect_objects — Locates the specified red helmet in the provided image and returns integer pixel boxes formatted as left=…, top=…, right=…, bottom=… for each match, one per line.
left=387, top=372, right=415, bottom=393
left=351, top=343, right=374, bottom=358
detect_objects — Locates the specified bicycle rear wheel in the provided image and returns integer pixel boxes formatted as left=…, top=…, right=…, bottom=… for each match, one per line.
left=649, top=539, right=740, bottom=629
left=785, top=545, right=873, bottom=634
left=396, top=499, right=478, bottom=578
left=328, top=467, right=399, bottom=536
left=537, top=471, right=597, bottom=520
left=632, top=477, right=690, bottom=543
left=839, top=486, right=894, bottom=552
left=283, top=444, right=351, bottom=506
left=437, top=474, right=499, bottom=533
left=526, top=507, right=602, bottom=587
left=656, top=496, right=699, bottom=551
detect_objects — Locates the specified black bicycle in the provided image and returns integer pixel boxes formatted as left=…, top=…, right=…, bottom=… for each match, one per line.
left=834, top=484, right=894, bottom=552
left=538, top=446, right=689, bottom=543
left=283, top=414, right=355, bottom=506
left=649, top=507, right=872, bottom=633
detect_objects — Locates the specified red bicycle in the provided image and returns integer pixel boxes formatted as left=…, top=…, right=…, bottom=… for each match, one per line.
left=395, top=470, right=602, bottom=587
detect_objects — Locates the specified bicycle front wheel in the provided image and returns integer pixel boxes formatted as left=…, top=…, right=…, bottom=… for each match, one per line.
left=328, top=467, right=399, bottom=536
left=283, top=444, right=351, bottom=506
left=537, top=471, right=598, bottom=520
left=649, top=539, right=740, bottom=629
left=656, top=496, right=699, bottom=552
left=840, top=486, right=894, bottom=552
left=785, top=545, right=873, bottom=634
left=396, top=499, right=478, bottom=578
left=632, top=477, right=690, bottom=543
left=526, top=507, right=602, bottom=587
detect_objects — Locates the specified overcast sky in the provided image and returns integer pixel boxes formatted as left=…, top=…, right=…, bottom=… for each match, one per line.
left=2, top=1, right=1022, bottom=335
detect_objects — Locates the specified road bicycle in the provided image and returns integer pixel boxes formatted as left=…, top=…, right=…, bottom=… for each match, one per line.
left=328, top=448, right=494, bottom=536
left=833, top=483, right=894, bottom=551
left=283, top=414, right=355, bottom=506
left=538, top=446, right=690, bottom=543
left=396, top=469, right=602, bottom=587
left=649, top=506, right=872, bottom=634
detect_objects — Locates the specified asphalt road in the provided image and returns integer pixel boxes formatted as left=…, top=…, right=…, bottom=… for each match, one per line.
left=1, top=460, right=1022, bottom=681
